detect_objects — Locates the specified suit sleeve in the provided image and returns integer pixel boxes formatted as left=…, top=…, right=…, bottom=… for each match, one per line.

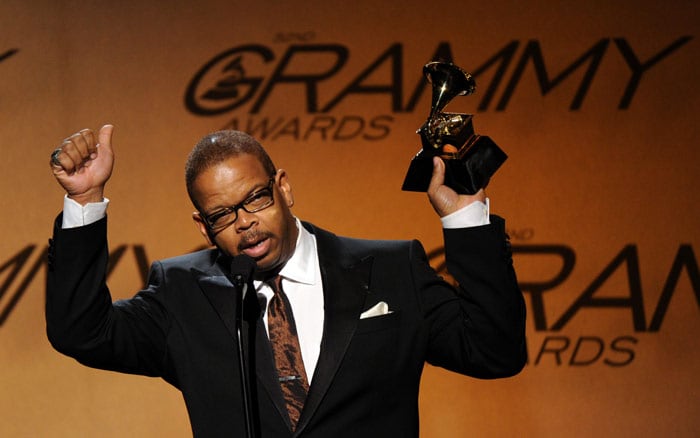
left=45, top=214, right=170, bottom=377
left=419, top=215, right=527, bottom=378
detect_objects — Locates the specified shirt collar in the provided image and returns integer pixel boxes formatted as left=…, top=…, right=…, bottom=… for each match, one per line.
left=278, top=218, right=318, bottom=286
left=252, top=218, right=318, bottom=291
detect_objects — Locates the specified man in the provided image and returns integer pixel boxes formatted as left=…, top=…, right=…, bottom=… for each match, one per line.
left=46, top=125, right=526, bottom=437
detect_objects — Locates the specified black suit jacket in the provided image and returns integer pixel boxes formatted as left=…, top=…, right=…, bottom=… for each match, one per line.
left=46, top=216, right=526, bottom=437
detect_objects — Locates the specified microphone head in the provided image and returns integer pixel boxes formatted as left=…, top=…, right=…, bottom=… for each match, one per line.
left=230, top=254, right=256, bottom=282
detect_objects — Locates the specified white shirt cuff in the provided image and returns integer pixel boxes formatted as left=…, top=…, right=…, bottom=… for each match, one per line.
left=440, top=198, right=490, bottom=229
left=61, top=195, right=109, bottom=229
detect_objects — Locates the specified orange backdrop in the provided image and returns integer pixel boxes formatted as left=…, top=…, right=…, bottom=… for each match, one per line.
left=1, top=0, right=698, bottom=436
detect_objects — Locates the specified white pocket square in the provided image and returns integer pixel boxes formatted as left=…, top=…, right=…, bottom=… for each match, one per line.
left=360, top=301, right=393, bottom=319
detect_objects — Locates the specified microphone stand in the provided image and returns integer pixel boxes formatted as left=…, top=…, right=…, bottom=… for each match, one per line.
left=230, top=256, right=257, bottom=438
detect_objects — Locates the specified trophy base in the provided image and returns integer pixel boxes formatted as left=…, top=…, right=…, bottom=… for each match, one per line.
left=401, top=135, right=507, bottom=195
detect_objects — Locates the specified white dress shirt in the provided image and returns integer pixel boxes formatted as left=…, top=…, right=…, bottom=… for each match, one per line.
left=255, top=220, right=324, bottom=382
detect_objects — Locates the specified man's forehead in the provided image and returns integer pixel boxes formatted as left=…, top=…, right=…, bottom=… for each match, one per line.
left=194, top=156, right=269, bottom=203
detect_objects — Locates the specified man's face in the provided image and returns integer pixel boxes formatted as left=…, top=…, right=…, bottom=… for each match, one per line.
left=191, top=153, right=298, bottom=275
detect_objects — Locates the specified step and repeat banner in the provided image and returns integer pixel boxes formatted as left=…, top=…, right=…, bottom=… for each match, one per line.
left=1, top=0, right=698, bottom=436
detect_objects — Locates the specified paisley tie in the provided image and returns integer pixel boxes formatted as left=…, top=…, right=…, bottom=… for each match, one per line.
left=267, top=276, right=309, bottom=430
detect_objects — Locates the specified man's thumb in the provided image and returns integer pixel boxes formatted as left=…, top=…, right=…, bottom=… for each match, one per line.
left=97, top=124, right=114, bottom=151
left=428, top=156, right=445, bottom=191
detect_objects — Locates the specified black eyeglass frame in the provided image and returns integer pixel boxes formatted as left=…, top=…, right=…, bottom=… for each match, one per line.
left=202, top=178, right=276, bottom=232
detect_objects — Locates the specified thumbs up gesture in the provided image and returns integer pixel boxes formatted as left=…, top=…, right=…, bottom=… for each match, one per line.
left=50, top=124, right=115, bottom=205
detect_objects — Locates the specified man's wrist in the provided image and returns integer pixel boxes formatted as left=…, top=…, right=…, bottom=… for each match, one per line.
left=68, top=188, right=105, bottom=206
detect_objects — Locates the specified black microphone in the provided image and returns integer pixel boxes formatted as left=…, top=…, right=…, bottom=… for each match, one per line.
left=229, top=254, right=257, bottom=438
left=230, top=254, right=256, bottom=299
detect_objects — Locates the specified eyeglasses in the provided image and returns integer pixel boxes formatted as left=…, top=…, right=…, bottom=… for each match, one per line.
left=202, top=178, right=275, bottom=232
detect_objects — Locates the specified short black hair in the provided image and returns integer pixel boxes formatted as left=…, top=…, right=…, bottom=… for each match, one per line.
left=185, top=130, right=276, bottom=210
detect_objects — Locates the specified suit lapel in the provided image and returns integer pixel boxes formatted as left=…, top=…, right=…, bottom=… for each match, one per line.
left=193, top=258, right=291, bottom=429
left=192, top=260, right=240, bottom=342
left=295, top=224, right=373, bottom=435
left=192, top=254, right=263, bottom=345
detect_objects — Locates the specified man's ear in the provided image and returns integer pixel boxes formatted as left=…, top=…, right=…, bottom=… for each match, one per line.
left=192, top=212, right=214, bottom=246
left=276, top=169, right=294, bottom=208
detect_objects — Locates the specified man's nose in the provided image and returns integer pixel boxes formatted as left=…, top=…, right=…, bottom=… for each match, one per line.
left=234, top=208, right=258, bottom=231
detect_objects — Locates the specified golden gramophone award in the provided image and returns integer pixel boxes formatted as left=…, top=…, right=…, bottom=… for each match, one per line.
left=402, top=61, right=507, bottom=194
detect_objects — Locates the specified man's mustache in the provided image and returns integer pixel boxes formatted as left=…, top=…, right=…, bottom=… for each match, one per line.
left=237, top=230, right=273, bottom=252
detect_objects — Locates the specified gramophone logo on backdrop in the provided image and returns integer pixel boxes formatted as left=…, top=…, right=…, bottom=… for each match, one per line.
left=183, top=35, right=692, bottom=142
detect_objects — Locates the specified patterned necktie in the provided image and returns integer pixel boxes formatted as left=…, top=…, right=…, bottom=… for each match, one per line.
left=267, top=275, right=309, bottom=430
